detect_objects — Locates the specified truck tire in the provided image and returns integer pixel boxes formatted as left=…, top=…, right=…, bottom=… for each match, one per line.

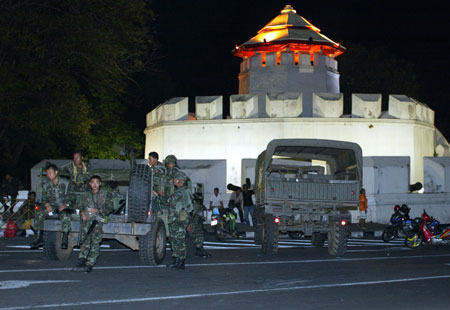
left=128, top=164, right=152, bottom=223
left=254, top=208, right=264, bottom=245
left=139, top=218, right=166, bottom=265
left=43, top=231, right=73, bottom=261
left=262, top=214, right=279, bottom=255
left=311, top=232, right=326, bottom=247
left=328, top=221, right=348, bottom=256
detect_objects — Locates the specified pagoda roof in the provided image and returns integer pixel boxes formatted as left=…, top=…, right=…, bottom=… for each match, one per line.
left=234, top=5, right=345, bottom=57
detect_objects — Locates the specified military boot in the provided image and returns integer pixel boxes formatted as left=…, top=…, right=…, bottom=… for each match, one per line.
left=30, top=230, right=44, bottom=249
left=195, top=247, right=211, bottom=258
left=84, top=265, right=93, bottom=273
left=166, top=257, right=177, bottom=268
left=169, top=258, right=181, bottom=269
left=61, top=232, right=69, bottom=249
left=72, top=258, right=87, bottom=272
left=172, top=259, right=185, bottom=270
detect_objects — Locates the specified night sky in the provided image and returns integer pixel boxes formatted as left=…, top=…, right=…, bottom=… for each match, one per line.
left=149, top=0, right=449, bottom=138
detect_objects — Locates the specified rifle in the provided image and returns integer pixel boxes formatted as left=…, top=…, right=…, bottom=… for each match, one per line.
left=77, top=213, right=83, bottom=247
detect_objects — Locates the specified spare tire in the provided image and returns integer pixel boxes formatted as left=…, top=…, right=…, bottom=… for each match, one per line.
left=128, top=164, right=152, bottom=223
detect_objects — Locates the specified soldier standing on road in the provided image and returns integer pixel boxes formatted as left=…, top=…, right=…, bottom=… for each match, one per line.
left=189, top=184, right=211, bottom=258
left=166, top=171, right=193, bottom=270
left=72, top=175, right=113, bottom=273
left=41, top=164, right=73, bottom=249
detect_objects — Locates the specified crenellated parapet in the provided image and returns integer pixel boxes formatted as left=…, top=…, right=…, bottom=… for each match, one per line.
left=240, top=51, right=337, bottom=72
left=146, top=97, right=188, bottom=127
left=145, top=92, right=436, bottom=127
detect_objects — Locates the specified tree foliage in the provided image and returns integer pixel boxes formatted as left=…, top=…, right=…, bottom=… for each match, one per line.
left=0, top=0, right=155, bottom=176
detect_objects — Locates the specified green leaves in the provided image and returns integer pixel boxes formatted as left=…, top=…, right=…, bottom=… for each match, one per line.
left=0, top=0, right=154, bottom=171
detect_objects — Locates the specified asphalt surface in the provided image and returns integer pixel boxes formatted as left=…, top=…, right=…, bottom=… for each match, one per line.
left=1, top=233, right=450, bottom=310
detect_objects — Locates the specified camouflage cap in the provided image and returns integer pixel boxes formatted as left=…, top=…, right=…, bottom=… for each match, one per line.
left=164, top=154, right=178, bottom=164
left=174, top=171, right=187, bottom=182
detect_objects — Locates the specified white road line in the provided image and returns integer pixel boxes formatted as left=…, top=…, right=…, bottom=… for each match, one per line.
left=0, top=249, right=130, bottom=254
left=1, top=253, right=449, bottom=274
left=1, top=274, right=450, bottom=309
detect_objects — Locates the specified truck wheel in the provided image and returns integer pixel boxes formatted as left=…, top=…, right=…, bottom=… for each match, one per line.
left=328, top=221, right=348, bottom=256
left=139, top=218, right=166, bottom=265
left=254, top=208, right=264, bottom=245
left=128, top=164, right=152, bottom=223
left=311, top=232, right=326, bottom=247
left=43, top=231, right=73, bottom=261
left=262, top=214, right=279, bottom=255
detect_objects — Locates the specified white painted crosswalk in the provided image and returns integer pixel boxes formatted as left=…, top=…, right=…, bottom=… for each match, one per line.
left=202, top=237, right=406, bottom=250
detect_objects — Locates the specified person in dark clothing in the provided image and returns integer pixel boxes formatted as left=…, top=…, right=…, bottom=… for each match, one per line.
left=242, top=184, right=255, bottom=226
left=1, top=172, right=23, bottom=213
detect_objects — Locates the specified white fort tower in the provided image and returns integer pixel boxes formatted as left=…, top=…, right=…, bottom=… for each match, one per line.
left=144, top=5, right=449, bottom=191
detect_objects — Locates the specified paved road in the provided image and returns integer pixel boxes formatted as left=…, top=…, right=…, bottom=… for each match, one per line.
left=1, top=235, right=450, bottom=310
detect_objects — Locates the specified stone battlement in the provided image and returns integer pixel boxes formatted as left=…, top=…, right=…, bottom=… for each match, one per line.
left=146, top=93, right=435, bottom=127
left=240, top=51, right=338, bottom=72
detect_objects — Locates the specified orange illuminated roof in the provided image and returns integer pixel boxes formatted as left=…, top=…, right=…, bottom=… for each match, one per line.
left=233, top=5, right=345, bottom=58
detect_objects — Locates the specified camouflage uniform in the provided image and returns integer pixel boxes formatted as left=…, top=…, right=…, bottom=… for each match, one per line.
left=65, top=162, right=90, bottom=207
left=78, top=189, right=113, bottom=267
left=187, top=181, right=205, bottom=249
left=167, top=182, right=194, bottom=260
left=41, top=178, right=72, bottom=233
left=66, top=162, right=90, bottom=187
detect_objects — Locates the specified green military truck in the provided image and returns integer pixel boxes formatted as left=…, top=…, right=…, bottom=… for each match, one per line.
left=253, top=139, right=362, bottom=256
left=38, top=160, right=205, bottom=266
left=38, top=162, right=168, bottom=265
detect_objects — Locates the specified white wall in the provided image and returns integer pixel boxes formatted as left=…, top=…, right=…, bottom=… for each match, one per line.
left=145, top=117, right=435, bottom=186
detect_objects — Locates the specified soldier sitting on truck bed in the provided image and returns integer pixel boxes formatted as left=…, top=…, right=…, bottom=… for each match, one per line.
left=41, top=164, right=73, bottom=249
left=72, top=175, right=113, bottom=273
left=65, top=151, right=90, bottom=190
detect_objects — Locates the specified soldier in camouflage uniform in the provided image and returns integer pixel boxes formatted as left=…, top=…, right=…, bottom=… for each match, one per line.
left=65, top=151, right=90, bottom=189
left=148, top=152, right=167, bottom=213
left=41, top=164, right=73, bottom=249
left=166, top=171, right=193, bottom=270
left=72, top=175, right=113, bottom=273
left=188, top=181, right=211, bottom=258
left=64, top=151, right=90, bottom=209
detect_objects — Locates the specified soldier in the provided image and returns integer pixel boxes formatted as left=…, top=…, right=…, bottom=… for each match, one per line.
left=41, top=164, right=73, bottom=249
left=72, top=175, right=113, bottom=273
left=164, top=154, right=179, bottom=178
left=66, top=151, right=90, bottom=189
left=166, top=171, right=193, bottom=270
left=148, top=151, right=166, bottom=196
left=188, top=182, right=211, bottom=258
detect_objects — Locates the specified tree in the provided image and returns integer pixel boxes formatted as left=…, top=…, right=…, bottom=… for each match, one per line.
left=0, top=0, right=155, bottom=177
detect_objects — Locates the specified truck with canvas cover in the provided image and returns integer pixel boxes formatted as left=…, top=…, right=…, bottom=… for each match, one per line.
left=254, top=139, right=362, bottom=256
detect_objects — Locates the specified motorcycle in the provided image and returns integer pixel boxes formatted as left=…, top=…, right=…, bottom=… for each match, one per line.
left=405, top=210, right=450, bottom=248
left=382, top=204, right=412, bottom=242
left=210, top=208, right=238, bottom=240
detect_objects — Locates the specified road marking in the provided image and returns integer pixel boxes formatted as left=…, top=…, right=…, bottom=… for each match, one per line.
left=0, top=280, right=80, bottom=290
left=0, top=249, right=129, bottom=254
left=6, top=244, right=111, bottom=249
left=1, top=274, right=450, bottom=309
left=1, top=253, right=449, bottom=274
